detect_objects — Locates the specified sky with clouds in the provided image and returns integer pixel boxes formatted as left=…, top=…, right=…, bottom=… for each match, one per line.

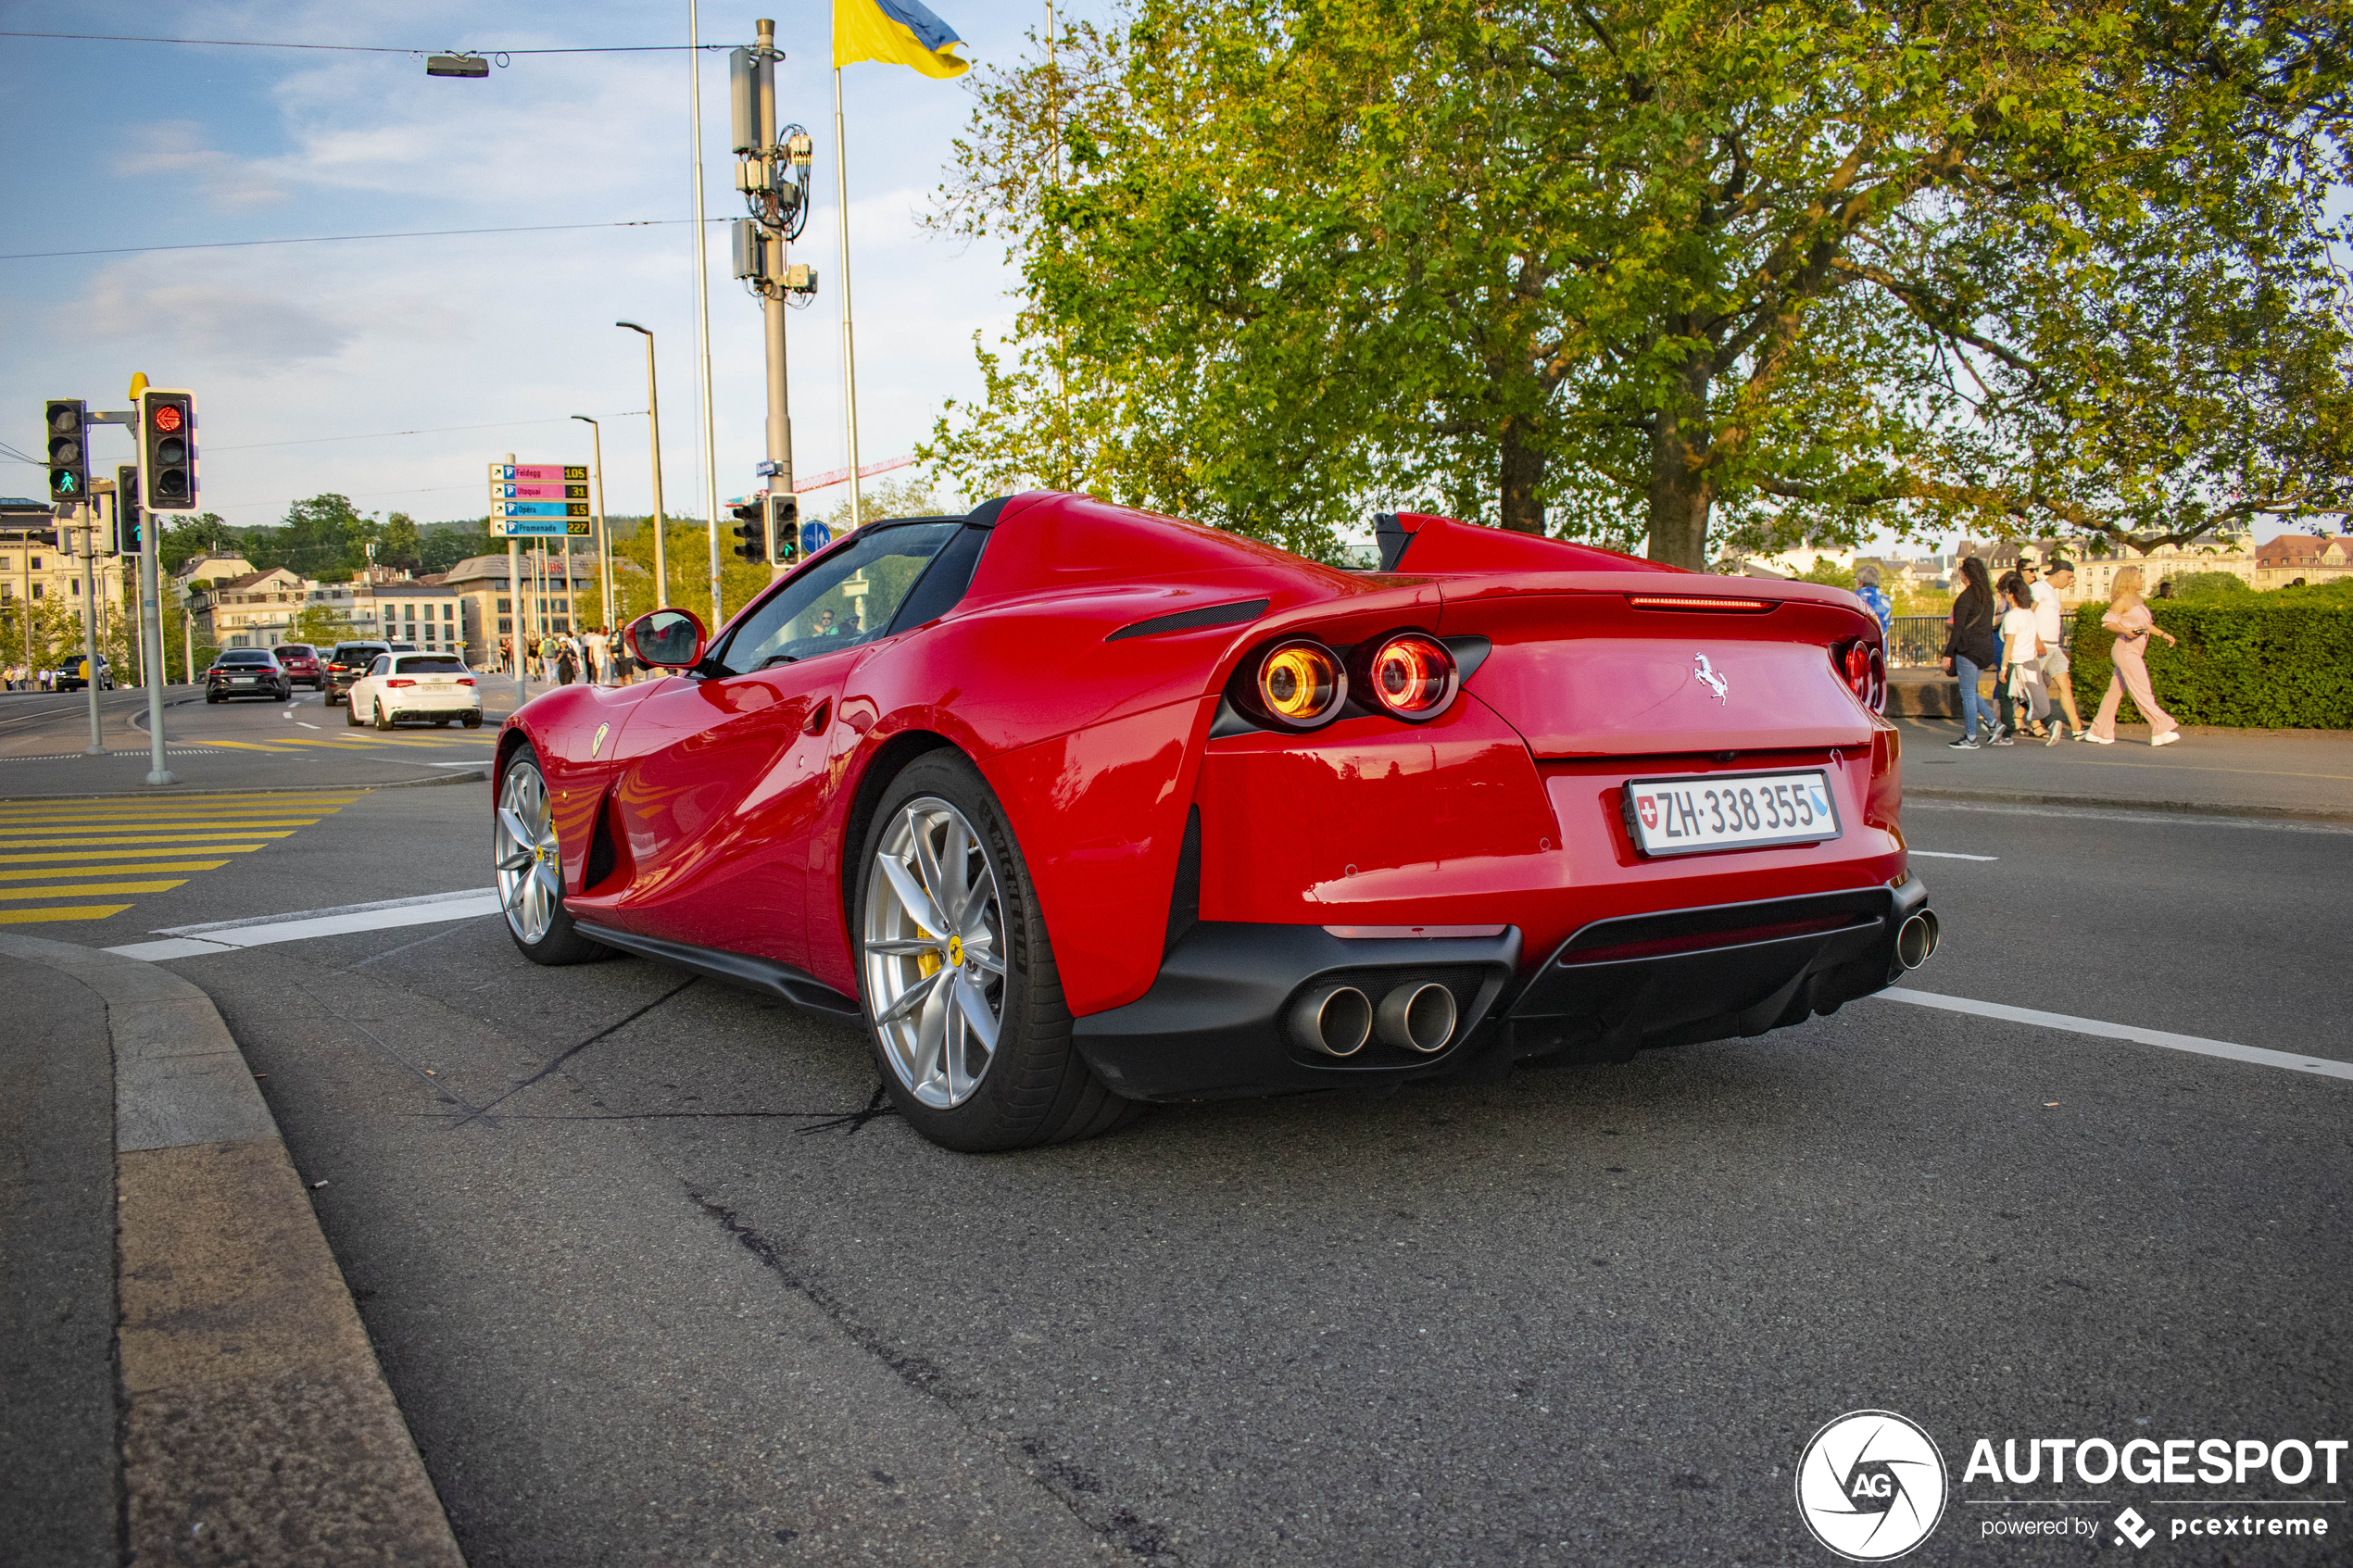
left=3, top=0, right=1092, bottom=530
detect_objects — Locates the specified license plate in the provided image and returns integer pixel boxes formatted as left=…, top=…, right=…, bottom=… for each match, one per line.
left=1623, top=770, right=1840, bottom=857
left=233, top=677, right=256, bottom=684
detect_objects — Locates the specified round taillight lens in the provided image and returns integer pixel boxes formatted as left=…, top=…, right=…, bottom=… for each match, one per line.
left=1245, top=639, right=1346, bottom=729
left=1354, top=631, right=1458, bottom=721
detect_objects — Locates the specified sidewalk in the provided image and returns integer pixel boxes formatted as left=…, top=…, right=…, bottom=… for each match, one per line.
left=1894, top=716, right=2353, bottom=822
left=0, top=934, right=465, bottom=1567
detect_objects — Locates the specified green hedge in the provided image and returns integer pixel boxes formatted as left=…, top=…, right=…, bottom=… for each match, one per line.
left=2070, top=597, right=2353, bottom=728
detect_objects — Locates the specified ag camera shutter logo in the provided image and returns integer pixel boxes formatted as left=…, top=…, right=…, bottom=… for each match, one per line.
left=1796, top=1410, right=1948, bottom=1561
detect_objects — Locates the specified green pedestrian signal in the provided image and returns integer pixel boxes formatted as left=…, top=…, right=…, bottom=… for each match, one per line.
left=45, top=399, right=87, bottom=502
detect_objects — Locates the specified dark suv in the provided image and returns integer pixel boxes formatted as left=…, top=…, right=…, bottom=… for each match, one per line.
left=205, top=649, right=292, bottom=703
left=272, top=642, right=325, bottom=691
left=326, top=641, right=390, bottom=705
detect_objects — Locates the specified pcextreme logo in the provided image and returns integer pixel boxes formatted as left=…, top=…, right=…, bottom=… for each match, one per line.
left=1796, top=1411, right=1950, bottom=1562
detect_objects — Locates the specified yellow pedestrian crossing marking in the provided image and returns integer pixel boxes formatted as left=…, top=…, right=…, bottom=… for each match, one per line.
left=0, top=845, right=271, bottom=865
left=0, top=790, right=368, bottom=926
left=0, top=860, right=228, bottom=881
left=0, top=832, right=298, bottom=849
left=0, top=880, right=187, bottom=899
left=0, top=904, right=132, bottom=924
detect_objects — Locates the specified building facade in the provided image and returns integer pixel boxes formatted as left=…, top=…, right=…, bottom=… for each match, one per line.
left=2253, top=533, right=2353, bottom=589
left=439, top=554, right=601, bottom=667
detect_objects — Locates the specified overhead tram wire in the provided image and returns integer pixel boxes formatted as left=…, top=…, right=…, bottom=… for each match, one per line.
left=208, top=413, right=648, bottom=454
left=1, top=219, right=725, bottom=263
left=0, top=31, right=728, bottom=56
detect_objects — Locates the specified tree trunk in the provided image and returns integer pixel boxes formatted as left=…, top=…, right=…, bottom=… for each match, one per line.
left=1498, top=420, right=1547, bottom=534
left=1645, top=356, right=1714, bottom=570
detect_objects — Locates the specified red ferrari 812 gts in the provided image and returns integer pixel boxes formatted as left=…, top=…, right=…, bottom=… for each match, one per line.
left=492, top=492, right=1935, bottom=1149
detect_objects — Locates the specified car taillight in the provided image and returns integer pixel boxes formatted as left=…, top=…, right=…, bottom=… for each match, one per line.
left=1351, top=631, right=1458, bottom=721
left=1835, top=639, right=1886, bottom=712
left=1239, top=639, right=1347, bottom=730
left=457, top=677, right=476, bottom=686
left=386, top=678, right=415, bottom=688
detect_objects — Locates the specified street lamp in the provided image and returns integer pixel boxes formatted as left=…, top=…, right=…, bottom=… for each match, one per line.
left=616, top=321, right=669, bottom=612
left=571, top=414, right=614, bottom=637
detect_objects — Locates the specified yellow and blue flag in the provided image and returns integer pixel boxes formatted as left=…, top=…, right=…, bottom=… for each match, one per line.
left=833, top=0, right=969, bottom=78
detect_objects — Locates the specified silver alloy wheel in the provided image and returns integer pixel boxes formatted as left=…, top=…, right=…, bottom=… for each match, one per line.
left=495, top=759, right=563, bottom=945
left=862, top=796, right=1006, bottom=1109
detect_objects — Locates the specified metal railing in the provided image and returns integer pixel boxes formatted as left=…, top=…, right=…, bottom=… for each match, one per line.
left=1887, top=612, right=2077, bottom=669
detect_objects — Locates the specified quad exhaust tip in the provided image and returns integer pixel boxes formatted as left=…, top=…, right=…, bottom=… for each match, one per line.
left=1896, top=910, right=1940, bottom=971
left=1376, top=981, right=1457, bottom=1053
left=1290, top=984, right=1372, bottom=1057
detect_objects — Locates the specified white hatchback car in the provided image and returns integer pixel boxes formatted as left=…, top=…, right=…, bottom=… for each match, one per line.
left=344, top=651, right=484, bottom=730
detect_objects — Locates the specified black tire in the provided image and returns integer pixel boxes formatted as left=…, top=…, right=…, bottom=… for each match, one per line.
left=205, top=693, right=220, bottom=704
left=462, top=714, right=483, bottom=729
left=496, top=742, right=607, bottom=966
left=345, top=696, right=364, bottom=727
left=374, top=700, right=393, bottom=731
left=852, top=750, right=1144, bottom=1152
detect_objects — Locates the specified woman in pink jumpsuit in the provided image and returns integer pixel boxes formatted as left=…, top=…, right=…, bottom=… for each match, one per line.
left=2087, top=566, right=2181, bottom=746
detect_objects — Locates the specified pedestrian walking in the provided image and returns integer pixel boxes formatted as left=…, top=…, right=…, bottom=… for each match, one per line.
left=2032, top=557, right=2085, bottom=743
left=584, top=625, right=610, bottom=685
left=2087, top=564, right=2181, bottom=746
left=1854, top=563, right=1893, bottom=637
left=1940, top=555, right=2002, bottom=749
left=1998, top=571, right=2044, bottom=742
left=556, top=637, right=579, bottom=685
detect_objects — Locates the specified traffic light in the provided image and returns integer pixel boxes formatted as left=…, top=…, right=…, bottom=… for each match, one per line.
left=116, top=465, right=143, bottom=554
left=137, top=389, right=197, bottom=513
left=765, top=492, right=799, bottom=566
left=730, top=496, right=766, bottom=562
left=45, top=399, right=87, bottom=503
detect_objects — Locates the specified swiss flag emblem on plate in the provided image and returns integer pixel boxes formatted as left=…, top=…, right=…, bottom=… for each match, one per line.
left=1636, top=794, right=1658, bottom=830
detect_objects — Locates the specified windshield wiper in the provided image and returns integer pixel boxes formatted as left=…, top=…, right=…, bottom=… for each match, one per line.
left=757, top=653, right=799, bottom=670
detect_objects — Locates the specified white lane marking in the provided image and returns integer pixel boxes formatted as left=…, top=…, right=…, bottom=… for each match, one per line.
left=1906, top=799, right=2353, bottom=835
left=296, top=721, right=320, bottom=730
left=1909, top=850, right=1997, bottom=860
left=106, top=888, right=501, bottom=960
left=1878, top=986, right=2353, bottom=1082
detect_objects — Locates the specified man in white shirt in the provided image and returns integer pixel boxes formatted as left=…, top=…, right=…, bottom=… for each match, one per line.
left=2025, top=557, right=2084, bottom=740
left=583, top=626, right=610, bottom=685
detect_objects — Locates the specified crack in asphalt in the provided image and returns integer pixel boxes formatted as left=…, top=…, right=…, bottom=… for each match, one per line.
left=685, top=1189, right=1177, bottom=1563
left=443, top=976, right=698, bottom=1131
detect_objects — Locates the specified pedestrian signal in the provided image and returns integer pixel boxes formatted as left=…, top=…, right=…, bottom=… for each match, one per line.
left=45, top=399, right=87, bottom=502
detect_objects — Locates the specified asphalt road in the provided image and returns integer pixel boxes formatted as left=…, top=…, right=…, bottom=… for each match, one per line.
left=21, top=771, right=2353, bottom=1565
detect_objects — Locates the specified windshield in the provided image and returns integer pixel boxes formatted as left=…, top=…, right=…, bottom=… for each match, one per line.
left=220, top=652, right=273, bottom=665
left=333, top=646, right=385, bottom=662
left=715, top=521, right=963, bottom=674
left=394, top=655, right=467, bottom=673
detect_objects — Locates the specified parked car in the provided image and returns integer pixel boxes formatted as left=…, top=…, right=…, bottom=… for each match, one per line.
left=324, top=641, right=389, bottom=705
left=490, top=493, right=1931, bottom=1151
left=271, top=643, right=325, bottom=691
left=344, top=651, right=483, bottom=730
left=204, top=648, right=292, bottom=702
left=52, top=656, right=112, bottom=692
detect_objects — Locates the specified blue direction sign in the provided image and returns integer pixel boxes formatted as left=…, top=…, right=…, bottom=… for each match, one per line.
left=493, top=499, right=589, bottom=519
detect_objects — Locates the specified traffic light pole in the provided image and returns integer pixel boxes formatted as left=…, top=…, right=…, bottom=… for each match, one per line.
left=141, top=493, right=173, bottom=785
left=75, top=509, right=103, bottom=755
left=757, top=18, right=796, bottom=533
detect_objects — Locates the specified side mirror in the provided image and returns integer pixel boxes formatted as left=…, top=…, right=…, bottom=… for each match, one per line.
left=626, top=608, right=707, bottom=669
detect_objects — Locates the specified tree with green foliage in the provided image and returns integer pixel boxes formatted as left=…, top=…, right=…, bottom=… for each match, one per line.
left=289, top=603, right=354, bottom=646
left=930, top=0, right=2353, bottom=568
left=2167, top=570, right=2255, bottom=598
left=160, top=513, right=240, bottom=574
left=420, top=518, right=490, bottom=575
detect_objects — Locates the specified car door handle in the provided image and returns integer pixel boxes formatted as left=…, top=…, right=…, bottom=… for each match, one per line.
left=803, top=699, right=831, bottom=736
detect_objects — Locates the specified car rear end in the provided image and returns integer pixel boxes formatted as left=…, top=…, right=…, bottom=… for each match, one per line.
left=326, top=643, right=387, bottom=704
left=1074, top=514, right=1931, bottom=1101
left=377, top=653, right=481, bottom=723
left=207, top=651, right=285, bottom=701
left=272, top=644, right=323, bottom=689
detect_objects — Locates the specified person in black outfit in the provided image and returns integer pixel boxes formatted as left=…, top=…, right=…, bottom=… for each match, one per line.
left=1940, top=555, right=2003, bottom=748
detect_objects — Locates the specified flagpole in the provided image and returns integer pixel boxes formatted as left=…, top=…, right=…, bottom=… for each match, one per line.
left=689, top=0, right=724, bottom=627
left=833, top=64, right=864, bottom=530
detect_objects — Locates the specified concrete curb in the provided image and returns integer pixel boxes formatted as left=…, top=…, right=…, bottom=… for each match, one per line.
left=0, top=765, right=490, bottom=804
left=1906, top=785, right=2353, bottom=825
left=0, top=934, right=467, bottom=1568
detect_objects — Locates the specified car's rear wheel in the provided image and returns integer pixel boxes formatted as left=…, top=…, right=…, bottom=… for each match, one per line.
left=345, top=696, right=363, bottom=727
left=856, top=751, right=1142, bottom=1151
left=495, top=745, right=605, bottom=965
left=374, top=701, right=393, bottom=731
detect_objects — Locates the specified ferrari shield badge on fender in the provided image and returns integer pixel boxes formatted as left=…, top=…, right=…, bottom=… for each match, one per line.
left=590, top=721, right=610, bottom=759
left=1692, top=653, right=1729, bottom=703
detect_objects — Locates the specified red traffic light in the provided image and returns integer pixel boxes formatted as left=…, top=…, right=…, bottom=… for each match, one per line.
left=152, top=404, right=184, bottom=433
